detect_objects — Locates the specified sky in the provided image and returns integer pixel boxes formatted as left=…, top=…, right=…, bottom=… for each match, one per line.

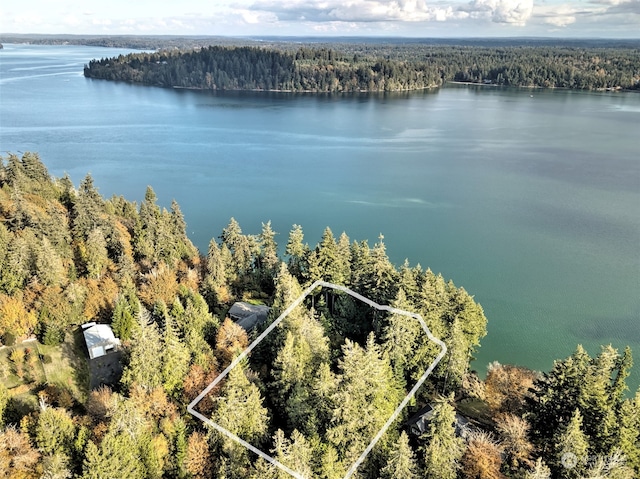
left=1, top=0, right=639, bottom=38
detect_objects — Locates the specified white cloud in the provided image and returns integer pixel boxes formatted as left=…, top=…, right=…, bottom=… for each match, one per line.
left=0, top=0, right=638, bottom=37
left=245, top=0, right=467, bottom=23
left=533, top=3, right=583, bottom=27
left=461, top=0, right=534, bottom=25
left=240, top=10, right=278, bottom=24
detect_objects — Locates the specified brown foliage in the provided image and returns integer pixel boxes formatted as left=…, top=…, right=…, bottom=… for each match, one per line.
left=182, top=361, right=222, bottom=415
left=91, top=422, right=109, bottom=445
left=186, top=431, right=212, bottom=479
left=0, top=426, right=42, bottom=478
left=80, top=276, right=118, bottom=322
left=32, top=285, right=72, bottom=328
left=129, top=385, right=178, bottom=422
left=112, top=220, right=135, bottom=261
left=138, top=263, right=179, bottom=308
left=86, top=386, right=115, bottom=422
left=495, top=413, right=534, bottom=470
left=38, top=384, right=75, bottom=410
left=177, top=260, right=200, bottom=292
left=461, top=430, right=504, bottom=479
left=462, top=371, right=487, bottom=401
left=215, top=317, right=248, bottom=368
left=485, top=362, right=537, bottom=415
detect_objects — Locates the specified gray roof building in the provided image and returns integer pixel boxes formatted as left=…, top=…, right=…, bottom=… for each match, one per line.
left=406, top=404, right=473, bottom=438
left=228, top=302, right=270, bottom=332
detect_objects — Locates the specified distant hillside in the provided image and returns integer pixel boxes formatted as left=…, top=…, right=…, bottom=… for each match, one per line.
left=84, top=43, right=640, bottom=92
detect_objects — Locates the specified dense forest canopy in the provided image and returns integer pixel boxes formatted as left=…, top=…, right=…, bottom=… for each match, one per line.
left=83, top=43, right=640, bottom=92
left=0, top=152, right=638, bottom=478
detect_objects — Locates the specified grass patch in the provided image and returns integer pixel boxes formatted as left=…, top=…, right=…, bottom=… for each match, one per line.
left=38, top=331, right=90, bottom=404
left=0, top=332, right=90, bottom=413
left=456, top=398, right=493, bottom=426
left=0, top=341, right=47, bottom=417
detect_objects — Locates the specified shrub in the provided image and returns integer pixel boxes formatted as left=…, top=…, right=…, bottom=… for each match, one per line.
left=3, top=332, right=16, bottom=346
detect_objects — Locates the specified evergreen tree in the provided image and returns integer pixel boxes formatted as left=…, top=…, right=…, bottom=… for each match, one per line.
left=34, top=237, right=67, bottom=286
left=1, top=234, right=32, bottom=294
left=220, top=217, right=254, bottom=283
left=525, top=458, right=552, bottom=479
left=336, top=232, right=351, bottom=286
left=527, top=345, right=591, bottom=446
left=554, top=409, right=590, bottom=479
left=20, top=152, right=50, bottom=184
left=84, top=228, right=109, bottom=279
left=582, top=345, right=624, bottom=454
left=617, top=389, right=640, bottom=474
left=612, top=346, right=633, bottom=402
left=111, top=286, right=141, bottom=341
left=213, top=361, right=269, bottom=445
left=72, top=174, right=105, bottom=241
left=160, top=308, right=191, bottom=397
left=270, top=429, right=314, bottom=479
left=398, top=259, right=420, bottom=302
left=81, top=433, right=145, bottom=479
left=382, top=288, right=421, bottom=385
left=316, top=227, right=343, bottom=284
left=420, top=396, right=464, bottom=479
left=171, top=418, right=189, bottom=479
left=285, top=224, right=307, bottom=280
left=204, top=238, right=228, bottom=305
left=368, top=234, right=397, bottom=302
left=121, top=321, right=163, bottom=392
left=380, top=431, right=420, bottom=479
left=440, top=317, right=469, bottom=393
left=270, top=305, right=330, bottom=433
left=35, top=406, right=76, bottom=457
left=326, top=335, right=403, bottom=466
left=258, top=221, right=279, bottom=287
left=169, top=199, right=197, bottom=261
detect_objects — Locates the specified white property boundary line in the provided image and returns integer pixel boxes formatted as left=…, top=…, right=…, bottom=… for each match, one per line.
left=187, top=280, right=447, bottom=479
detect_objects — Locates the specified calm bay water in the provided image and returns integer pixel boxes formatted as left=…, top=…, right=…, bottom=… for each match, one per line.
left=1, top=44, right=639, bottom=390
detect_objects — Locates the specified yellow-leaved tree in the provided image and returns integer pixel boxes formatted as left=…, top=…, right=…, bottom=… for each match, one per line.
left=0, top=294, right=37, bottom=342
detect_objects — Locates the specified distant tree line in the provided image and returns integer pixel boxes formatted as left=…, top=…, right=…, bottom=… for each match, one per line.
left=83, top=44, right=640, bottom=92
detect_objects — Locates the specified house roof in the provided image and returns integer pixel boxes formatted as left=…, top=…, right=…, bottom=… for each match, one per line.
left=83, top=324, right=120, bottom=360
left=228, top=302, right=270, bottom=332
left=405, top=404, right=473, bottom=438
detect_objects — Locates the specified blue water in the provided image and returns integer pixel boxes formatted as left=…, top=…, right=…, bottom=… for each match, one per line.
left=1, top=44, right=639, bottom=390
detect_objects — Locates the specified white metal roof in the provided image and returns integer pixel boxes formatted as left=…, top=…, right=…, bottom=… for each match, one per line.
left=83, top=324, right=120, bottom=359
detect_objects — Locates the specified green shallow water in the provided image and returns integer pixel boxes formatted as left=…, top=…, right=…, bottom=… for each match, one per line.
left=1, top=44, right=639, bottom=391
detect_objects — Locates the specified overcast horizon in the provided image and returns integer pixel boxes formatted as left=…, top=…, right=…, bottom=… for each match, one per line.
left=1, top=0, right=639, bottom=39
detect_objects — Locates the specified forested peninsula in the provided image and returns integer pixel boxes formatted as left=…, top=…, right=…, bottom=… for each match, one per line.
left=83, top=43, right=640, bottom=92
left=0, top=152, right=638, bottom=478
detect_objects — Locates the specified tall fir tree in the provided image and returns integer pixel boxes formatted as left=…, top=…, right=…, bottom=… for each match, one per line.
left=285, top=224, right=307, bottom=281
left=420, top=396, right=464, bottom=479
left=121, top=321, right=163, bottom=392
left=554, top=409, right=590, bottom=479
left=380, top=431, right=420, bottom=479
left=326, top=335, right=403, bottom=466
